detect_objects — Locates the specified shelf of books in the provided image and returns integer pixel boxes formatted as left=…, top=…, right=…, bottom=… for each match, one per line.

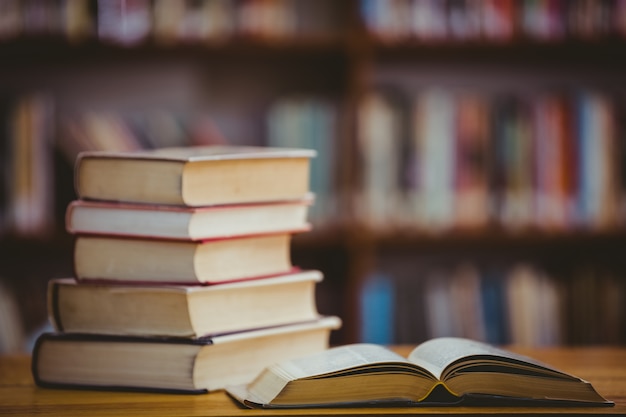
left=351, top=0, right=626, bottom=347
left=359, top=0, right=626, bottom=43
left=0, top=0, right=345, bottom=45
left=359, top=251, right=626, bottom=346
left=2, top=0, right=626, bottom=353
left=356, top=88, right=624, bottom=232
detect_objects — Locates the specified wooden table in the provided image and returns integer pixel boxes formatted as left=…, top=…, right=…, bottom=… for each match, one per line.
left=1, top=346, right=626, bottom=416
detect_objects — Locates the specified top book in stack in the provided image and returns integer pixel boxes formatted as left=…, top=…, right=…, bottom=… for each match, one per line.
left=74, top=145, right=316, bottom=206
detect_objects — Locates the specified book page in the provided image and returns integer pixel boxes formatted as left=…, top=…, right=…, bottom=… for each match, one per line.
left=277, top=344, right=414, bottom=380
left=408, top=337, right=576, bottom=381
left=407, top=338, right=467, bottom=379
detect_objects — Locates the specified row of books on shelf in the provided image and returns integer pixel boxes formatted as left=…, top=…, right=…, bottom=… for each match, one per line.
left=0, top=0, right=333, bottom=45
left=56, top=109, right=227, bottom=161
left=0, top=94, right=184, bottom=237
left=357, top=88, right=622, bottom=231
left=361, top=0, right=626, bottom=42
left=360, top=261, right=625, bottom=347
left=0, top=92, right=339, bottom=237
left=1, top=88, right=623, bottom=237
left=32, top=144, right=342, bottom=393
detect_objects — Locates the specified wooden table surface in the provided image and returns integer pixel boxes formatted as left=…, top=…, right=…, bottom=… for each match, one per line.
left=1, top=346, right=626, bottom=416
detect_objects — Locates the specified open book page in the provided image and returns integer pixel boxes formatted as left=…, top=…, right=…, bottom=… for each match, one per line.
left=240, top=344, right=438, bottom=407
left=276, top=344, right=414, bottom=380
left=408, top=337, right=578, bottom=381
left=228, top=339, right=613, bottom=408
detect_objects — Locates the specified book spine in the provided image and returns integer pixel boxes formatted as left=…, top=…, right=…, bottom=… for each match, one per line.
left=359, top=273, right=395, bottom=344
left=47, top=280, right=64, bottom=332
left=32, top=334, right=208, bottom=394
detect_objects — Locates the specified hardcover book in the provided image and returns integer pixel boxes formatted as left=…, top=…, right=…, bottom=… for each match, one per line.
left=73, top=231, right=303, bottom=284
left=228, top=337, right=612, bottom=408
left=32, top=316, right=341, bottom=393
left=48, top=270, right=323, bottom=337
left=65, top=197, right=312, bottom=240
left=74, top=145, right=315, bottom=206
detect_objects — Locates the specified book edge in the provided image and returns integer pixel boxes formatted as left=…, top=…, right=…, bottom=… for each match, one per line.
left=76, top=146, right=316, bottom=163
left=49, top=269, right=323, bottom=292
left=66, top=194, right=315, bottom=213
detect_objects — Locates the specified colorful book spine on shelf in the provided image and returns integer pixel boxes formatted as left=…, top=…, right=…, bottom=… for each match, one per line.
left=576, top=92, right=618, bottom=229
left=359, top=0, right=625, bottom=42
left=411, top=88, right=456, bottom=230
left=359, top=273, right=395, bottom=344
left=480, top=270, right=508, bottom=345
left=2, top=94, right=55, bottom=237
left=491, top=95, right=534, bottom=229
left=454, top=93, right=490, bottom=228
left=358, top=259, right=624, bottom=346
left=57, top=109, right=236, bottom=167
left=356, top=90, right=409, bottom=228
left=0, top=0, right=336, bottom=43
left=423, top=265, right=486, bottom=341
left=505, top=264, right=563, bottom=347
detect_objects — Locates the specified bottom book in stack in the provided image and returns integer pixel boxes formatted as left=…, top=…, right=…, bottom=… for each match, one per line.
left=32, top=270, right=341, bottom=393
left=32, top=317, right=340, bottom=393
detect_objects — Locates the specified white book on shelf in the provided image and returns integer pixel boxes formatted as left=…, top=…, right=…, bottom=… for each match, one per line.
left=578, top=92, right=617, bottom=228
left=357, top=91, right=404, bottom=228
left=411, top=89, right=456, bottom=230
left=505, top=264, right=562, bottom=347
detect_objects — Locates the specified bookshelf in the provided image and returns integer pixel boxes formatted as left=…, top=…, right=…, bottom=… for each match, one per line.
left=1, top=0, right=626, bottom=350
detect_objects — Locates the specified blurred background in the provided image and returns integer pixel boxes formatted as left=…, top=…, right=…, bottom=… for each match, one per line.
left=1, top=0, right=625, bottom=352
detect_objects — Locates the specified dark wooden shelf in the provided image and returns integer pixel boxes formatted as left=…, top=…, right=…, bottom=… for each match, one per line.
left=360, top=36, right=626, bottom=68
left=362, top=226, right=626, bottom=246
left=292, top=223, right=626, bottom=257
left=0, top=232, right=74, bottom=258
left=7, top=33, right=626, bottom=66
left=0, top=34, right=349, bottom=67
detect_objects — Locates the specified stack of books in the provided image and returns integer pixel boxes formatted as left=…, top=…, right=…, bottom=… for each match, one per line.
left=31, top=145, right=341, bottom=393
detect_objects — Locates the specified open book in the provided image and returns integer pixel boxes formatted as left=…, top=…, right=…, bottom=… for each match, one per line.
left=227, top=338, right=612, bottom=408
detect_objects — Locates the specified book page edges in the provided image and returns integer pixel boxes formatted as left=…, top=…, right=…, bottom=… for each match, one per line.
left=47, top=280, right=63, bottom=332
left=76, top=146, right=316, bottom=163
left=72, top=227, right=310, bottom=243
left=52, top=270, right=322, bottom=294
left=211, top=317, right=341, bottom=345
left=66, top=194, right=315, bottom=214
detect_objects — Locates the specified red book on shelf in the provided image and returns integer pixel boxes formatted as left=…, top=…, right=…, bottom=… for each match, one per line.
left=454, top=93, right=490, bottom=229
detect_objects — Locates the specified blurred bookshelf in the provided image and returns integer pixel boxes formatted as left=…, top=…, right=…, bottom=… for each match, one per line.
left=1, top=0, right=626, bottom=352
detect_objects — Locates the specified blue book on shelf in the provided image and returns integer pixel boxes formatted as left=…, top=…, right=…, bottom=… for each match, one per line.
left=360, top=273, right=395, bottom=344
left=480, top=271, right=508, bottom=345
